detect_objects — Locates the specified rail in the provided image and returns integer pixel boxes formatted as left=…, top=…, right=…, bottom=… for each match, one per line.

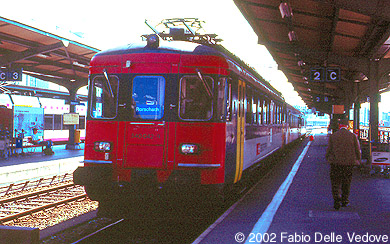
left=0, top=173, right=73, bottom=197
left=70, top=219, right=125, bottom=244
left=0, top=183, right=86, bottom=223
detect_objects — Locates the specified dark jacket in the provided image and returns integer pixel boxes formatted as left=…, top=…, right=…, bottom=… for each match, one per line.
left=326, top=128, right=361, bottom=165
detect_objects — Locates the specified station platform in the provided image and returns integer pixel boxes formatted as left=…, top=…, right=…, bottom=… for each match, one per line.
left=195, top=132, right=390, bottom=244
left=0, top=144, right=84, bottom=186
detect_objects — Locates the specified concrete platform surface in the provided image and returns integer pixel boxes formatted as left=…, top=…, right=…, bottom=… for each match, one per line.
left=0, top=144, right=84, bottom=185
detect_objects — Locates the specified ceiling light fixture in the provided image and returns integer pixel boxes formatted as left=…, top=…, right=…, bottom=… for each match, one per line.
left=279, top=2, right=293, bottom=19
left=288, top=31, right=297, bottom=42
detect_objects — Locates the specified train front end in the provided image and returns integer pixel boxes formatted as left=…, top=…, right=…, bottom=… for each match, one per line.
left=73, top=38, right=230, bottom=202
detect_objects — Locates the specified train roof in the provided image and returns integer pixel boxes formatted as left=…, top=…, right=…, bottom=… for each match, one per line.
left=93, top=39, right=283, bottom=100
left=95, top=40, right=220, bottom=56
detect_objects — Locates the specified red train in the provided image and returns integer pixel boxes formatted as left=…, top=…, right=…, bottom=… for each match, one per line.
left=73, top=19, right=305, bottom=203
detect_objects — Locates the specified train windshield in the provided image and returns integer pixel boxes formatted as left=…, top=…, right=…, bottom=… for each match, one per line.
left=179, top=75, right=213, bottom=120
left=132, top=76, right=165, bottom=120
left=90, top=75, right=119, bottom=119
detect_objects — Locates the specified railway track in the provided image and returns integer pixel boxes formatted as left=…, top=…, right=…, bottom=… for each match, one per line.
left=0, top=173, right=73, bottom=197
left=0, top=179, right=87, bottom=224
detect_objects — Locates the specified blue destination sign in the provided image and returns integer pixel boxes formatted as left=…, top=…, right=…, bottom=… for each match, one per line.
left=0, top=68, right=23, bottom=81
left=135, top=105, right=161, bottom=115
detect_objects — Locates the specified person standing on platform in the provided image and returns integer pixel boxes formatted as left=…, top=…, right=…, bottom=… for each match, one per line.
left=326, top=119, right=361, bottom=210
left=15, top=129, right=25, bottom=155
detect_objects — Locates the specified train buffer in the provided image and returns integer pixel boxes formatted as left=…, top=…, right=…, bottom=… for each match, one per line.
left=194, top=132, right=390, bottom=244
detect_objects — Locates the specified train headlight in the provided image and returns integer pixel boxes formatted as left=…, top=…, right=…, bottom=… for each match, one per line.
left=180, top=144, right=199, bottom=154
left=94, top=141, right=112, bottom=152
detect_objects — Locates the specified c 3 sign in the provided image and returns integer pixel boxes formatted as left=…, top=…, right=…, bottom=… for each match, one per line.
left=0, top=68, right=23, bottom=81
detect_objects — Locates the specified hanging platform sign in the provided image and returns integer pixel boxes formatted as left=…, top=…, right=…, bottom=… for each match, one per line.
left=310, top=67, right=324, bottom=82
left=310, top=67, right=340, bottom=82
left=0, top=68, right=23, bottom=81
left=326, top=67, right=340, bottom=82
left=314, top=95, right=330, bottom=103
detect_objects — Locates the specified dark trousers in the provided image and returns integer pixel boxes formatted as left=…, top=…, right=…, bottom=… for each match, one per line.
left=330, top=164, right=354, bottom=203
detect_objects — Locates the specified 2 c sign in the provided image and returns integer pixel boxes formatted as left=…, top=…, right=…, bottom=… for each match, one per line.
left=326, top=68, right=340, bottom=82
left=310, top=68, right=324, bottom=82
left=310, top=67, right=340, bottom=82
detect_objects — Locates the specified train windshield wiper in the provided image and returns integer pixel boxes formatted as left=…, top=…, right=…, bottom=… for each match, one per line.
left=196, top=69, right=213, bottom=98
left=103, top=69, right=114, bottom=98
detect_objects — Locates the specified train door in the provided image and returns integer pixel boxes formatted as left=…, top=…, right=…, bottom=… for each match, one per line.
left=122, top=75, right=167, bottom=170
left=234, top=79, right=245, bottom=183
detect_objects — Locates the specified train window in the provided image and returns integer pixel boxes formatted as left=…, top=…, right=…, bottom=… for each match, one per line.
left=226, top=79, right=232, bottom=121
left=179, top=75, right=213, bottom=121
left=132, top=76, right=165, bottom=120
left=279, top=106, right=281, bottom=123
left=44, top=114, right=53, bottom=130
left=273, top=102, right=276, bottom=124
left=54, top=114, right=62, bottom=130
left=274, top=105, right=278, bottom=124
left=279, top=106, right=283, bottom=123
left=252, top=97, right=257, bottom=124
left=78, top=116, right=86, bottom=129
left=258, top=99, right=262, bottom=125
left=246, top=88, right=253, bottom=123
left=263, top=100, right=268, bottom=124
left=217, top=77, right=232, bottom=121
left=270, top=101, right=275, bottom=124
left=90, top=75, right=119, bottom=119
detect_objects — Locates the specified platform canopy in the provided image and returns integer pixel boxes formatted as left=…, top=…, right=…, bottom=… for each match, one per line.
left=234, top=0, right=390, bottom=114
left=0, top=16, right=100, bottom=92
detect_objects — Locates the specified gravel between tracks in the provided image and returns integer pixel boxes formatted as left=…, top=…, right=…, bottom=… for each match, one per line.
left=2, top=197, right=98, bottom=230
left=1, top=181, right=99, bottom=230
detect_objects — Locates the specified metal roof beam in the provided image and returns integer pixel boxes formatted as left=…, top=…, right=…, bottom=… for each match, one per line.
left=51, top=49, right=92, bottom=65
left=21, top=66, right=84, bottom=88
left=26, top=57, right=88, bottom=73
left=26, top=72, right=70, bottom=86
left=0, top=32, right=35, bottom=48
left=0, top=32, right=91, bottom=66
left=326, top=8, right=340, bottom=58
left=0, top=42, right=65, bottom=67
left=62, top=45, right=77, bottom=78
left=265, top=41, right=370, bottom=73
left=314, top=0, right=390, bottom=21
